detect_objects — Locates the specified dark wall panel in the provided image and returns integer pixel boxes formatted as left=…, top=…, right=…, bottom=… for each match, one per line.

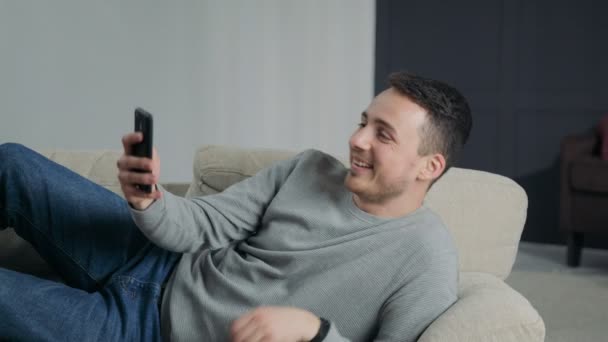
left=458, top=111, right=500, bottom=172
left=376, top=0, right=503, bottom=94
left=376, top=0, right=608, bottom=247
left=518, top=0, right=608, bottom=93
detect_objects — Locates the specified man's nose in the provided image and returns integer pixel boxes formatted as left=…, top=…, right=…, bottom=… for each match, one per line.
left=350, top=128, right=371, bottom=151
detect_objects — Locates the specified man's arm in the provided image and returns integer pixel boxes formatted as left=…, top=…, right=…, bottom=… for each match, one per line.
left=226, top=249, right=457, bottom=342
left=229, top=249, right=457, bottom=342
left=117, top=132, right=306, bottom=252
left=128, top=151, right=305, bottom=253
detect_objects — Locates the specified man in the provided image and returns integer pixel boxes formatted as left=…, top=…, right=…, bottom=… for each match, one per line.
left=0, top=71, right=472, bottom=341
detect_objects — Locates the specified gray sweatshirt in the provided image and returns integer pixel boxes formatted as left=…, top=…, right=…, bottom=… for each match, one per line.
left=130, top=150, right=458, bottom=341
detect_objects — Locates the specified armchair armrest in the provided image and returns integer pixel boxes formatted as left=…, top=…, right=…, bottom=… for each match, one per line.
left=418, top=272, right=545, bottom=342
left=559, top=133, right=598, bottom=231
left=560, top=133, right=598, bottom=163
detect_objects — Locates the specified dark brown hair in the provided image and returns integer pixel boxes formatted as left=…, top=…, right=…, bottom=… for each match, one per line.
left=389, top=71, right=473, bottom=173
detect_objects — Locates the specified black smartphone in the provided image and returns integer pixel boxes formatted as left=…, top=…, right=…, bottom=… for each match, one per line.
left=132, top=107, right=154, bottom=193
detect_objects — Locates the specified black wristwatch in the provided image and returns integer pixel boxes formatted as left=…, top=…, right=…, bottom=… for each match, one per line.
left=310, top=317, right=330, bottom=342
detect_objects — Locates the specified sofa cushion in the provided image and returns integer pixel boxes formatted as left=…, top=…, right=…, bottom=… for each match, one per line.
left=418, top=272, right=545, bottom=342
left=186, top=145, right=299, bottom=197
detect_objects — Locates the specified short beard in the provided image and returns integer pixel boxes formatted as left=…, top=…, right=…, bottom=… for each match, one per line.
left=346, top=173, right=408, bottom=204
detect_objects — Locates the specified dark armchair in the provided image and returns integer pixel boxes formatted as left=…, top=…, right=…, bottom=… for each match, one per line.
left=560, top=129, right=608, bottom=267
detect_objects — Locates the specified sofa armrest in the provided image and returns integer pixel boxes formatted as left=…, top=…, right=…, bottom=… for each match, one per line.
left=418, top=272, right=545, bottom=342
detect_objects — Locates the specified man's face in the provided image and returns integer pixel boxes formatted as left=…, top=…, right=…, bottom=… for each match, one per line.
left=344, top=88, right=428, bottom=205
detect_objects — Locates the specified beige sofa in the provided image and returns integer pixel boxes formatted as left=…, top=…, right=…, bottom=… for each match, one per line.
left=0, top=145, right=545, bottom=341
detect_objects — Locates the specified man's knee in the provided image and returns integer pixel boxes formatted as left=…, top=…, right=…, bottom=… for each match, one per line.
left=0, top=142, right=29, bottom=157
left=0, top=143, right=34, bottom=171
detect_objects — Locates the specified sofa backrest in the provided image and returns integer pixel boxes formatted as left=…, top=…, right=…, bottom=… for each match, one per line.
left=37, top=149, right=191, bottom=197
left=38, top=149, right=125, bottom=196
left=186, top=145, right=528, bottom=280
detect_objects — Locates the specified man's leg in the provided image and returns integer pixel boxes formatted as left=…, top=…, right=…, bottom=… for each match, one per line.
left=0, top=267, right=111, bottom=341
left=0, top=263, right=174, bottom=341
left=0, top=143, right=148, bottom=291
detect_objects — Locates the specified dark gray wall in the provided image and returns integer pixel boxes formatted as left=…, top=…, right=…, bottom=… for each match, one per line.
left=376, top=0, right=608, bottom=246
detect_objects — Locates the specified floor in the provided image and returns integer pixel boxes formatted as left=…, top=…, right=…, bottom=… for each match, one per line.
left=506, top=242, right=608, bottom=341
left=511, top=241, right=608, bottom=275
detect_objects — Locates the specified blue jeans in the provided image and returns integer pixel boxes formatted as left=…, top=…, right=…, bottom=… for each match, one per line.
left=0, top=143, right=180, bottom=341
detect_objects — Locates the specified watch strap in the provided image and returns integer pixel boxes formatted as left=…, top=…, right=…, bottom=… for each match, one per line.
left=310, top=317, right=330, bottom=342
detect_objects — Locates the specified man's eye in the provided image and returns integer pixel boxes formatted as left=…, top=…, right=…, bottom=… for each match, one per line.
left=378, top=131, right=391, bottom=141
left=358, top=122, right=366, bottom=128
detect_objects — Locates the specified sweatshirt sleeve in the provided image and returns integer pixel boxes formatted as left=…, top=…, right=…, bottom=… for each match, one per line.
left=372, top=249, right=458, bottom=342
left=129, top=152, right=303, bottom=253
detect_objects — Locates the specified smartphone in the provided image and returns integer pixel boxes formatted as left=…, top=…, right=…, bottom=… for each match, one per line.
left=132, top=107, right=154, bottom=193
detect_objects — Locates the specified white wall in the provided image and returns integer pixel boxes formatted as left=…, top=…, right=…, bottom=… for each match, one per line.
left=0, top=0, right=375, bottom=182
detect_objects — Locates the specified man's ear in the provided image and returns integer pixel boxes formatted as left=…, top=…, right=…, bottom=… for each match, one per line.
left=418, top=153, right=446, bottom=181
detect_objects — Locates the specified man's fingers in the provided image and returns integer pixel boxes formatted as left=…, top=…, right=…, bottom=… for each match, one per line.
left=121, top=182, right=161, bottom=201
left=231, top=313, right=254, bottom=341
left=117, top=155, right=154, bottom=172
left=118, top=170, right=157, bottom=186
left=232, top=311, right=272, bottom=342
left=118, top=133, right=161, bottom=211
left=123, top=186, right=162, bottom=200
left=231, top=322, right=261, bottom=342
left=121, top=132, right=143, bottom=155
left=234, top=327, right=264, bottom=342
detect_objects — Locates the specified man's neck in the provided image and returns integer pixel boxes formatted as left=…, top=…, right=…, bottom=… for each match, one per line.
left=352, top=191, right=425, bottom=219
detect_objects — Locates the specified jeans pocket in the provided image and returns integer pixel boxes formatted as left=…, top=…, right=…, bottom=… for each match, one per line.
left=102, top=275, right=163, bottom=341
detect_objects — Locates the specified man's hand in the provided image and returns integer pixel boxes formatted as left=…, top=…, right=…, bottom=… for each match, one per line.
left=117, top=132, right=162, bottom=210
left=231, top=306, right=321, bottom=342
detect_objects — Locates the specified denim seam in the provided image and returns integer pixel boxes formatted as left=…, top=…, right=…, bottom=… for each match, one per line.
left=115, top=275, right=163, bottom=289
left=114, top=275, right=162, bottom=300
left=5, top=207, right=101, bottom=287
